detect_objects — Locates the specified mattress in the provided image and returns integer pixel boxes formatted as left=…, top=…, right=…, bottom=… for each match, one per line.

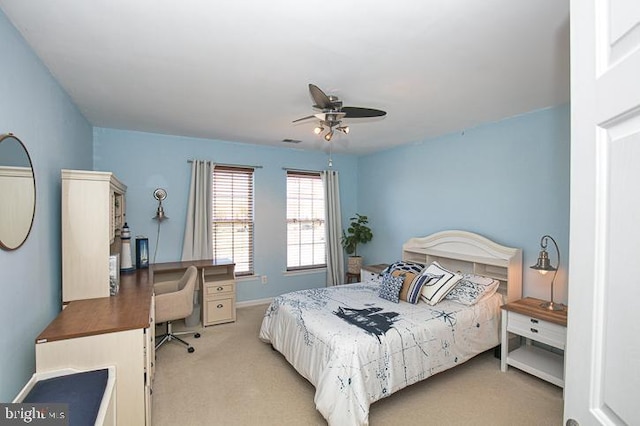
left=259, top=282, right=502, bottom=425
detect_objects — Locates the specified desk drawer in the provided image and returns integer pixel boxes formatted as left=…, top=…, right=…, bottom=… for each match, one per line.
left=205, top=296, right=235, bottom=324
left=507, top=311, right=566, bottom=349
left=204, top=281, right=235, bottom=296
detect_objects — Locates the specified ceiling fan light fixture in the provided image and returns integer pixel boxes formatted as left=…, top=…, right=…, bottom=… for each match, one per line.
left=324, top=131, right=334, bottom=142
left=337, top=125, right=349, bottom=134
left=314, top=125, right=324, bottom=135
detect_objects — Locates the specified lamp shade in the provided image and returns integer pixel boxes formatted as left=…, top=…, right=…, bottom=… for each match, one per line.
left=530, top=248, right=557, bottom=272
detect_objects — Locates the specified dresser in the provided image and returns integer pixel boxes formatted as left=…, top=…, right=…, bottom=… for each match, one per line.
left=35, top=270, right=154, bottom=425
left=61, top=169, right=127, bottom=303
left=500, top=297, right=567, bottom=387
left=152, top=259, right=236, bottom=327
left=360, top=263, right=389, bottom=285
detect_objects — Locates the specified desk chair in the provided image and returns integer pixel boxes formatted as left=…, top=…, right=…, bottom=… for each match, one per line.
left=155, top=265, right=200, bottom=353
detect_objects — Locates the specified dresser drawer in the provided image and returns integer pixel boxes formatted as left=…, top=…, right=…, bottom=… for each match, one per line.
left=204, top=281, right=235, bottom=297
left=360, top=264, right=388, bottom=285
left=361, top=269, right=381, bottom=285
left=507, top=311, right=566, bottom=349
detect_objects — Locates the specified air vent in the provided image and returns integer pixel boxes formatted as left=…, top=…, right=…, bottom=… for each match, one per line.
left=282, top=139, right=302, bottom=144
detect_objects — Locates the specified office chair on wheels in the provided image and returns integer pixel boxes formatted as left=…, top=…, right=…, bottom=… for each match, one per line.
left=154, top=265, right=200, bottom=353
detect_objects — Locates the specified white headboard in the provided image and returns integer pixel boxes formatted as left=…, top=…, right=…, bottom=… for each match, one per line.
left=402, top=230, right=522, bottom=303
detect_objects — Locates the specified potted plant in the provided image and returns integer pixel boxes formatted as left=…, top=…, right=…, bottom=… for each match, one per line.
left=341, top=213, right=373, bottom=274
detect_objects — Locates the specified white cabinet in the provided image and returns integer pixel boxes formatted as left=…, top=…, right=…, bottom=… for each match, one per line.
left=202, top=264, right=236, bottom=326
left=501, top=297, right=567, bottom=388
left=360, top=264, right=388, bottom=285
left=35, top=272, right=154, bottom=426
left=61, top=169, right=127, bottom=303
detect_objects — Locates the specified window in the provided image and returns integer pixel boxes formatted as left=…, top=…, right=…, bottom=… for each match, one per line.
left=212, top=166, right=254, bottom=276
left=286, top=171, right=326, bottom=270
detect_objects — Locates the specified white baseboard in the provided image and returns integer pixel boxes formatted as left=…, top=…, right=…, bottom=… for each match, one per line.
left=237, top=297, right=273, bottom=308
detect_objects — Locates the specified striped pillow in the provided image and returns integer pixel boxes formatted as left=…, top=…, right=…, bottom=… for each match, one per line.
left=382, top=261, right=425, bottom=303
left=400, top=272, right=428, bottom=304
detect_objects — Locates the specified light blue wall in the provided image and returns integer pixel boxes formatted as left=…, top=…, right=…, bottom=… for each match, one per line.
left=0, top=11, right=93, bottom=401
left=0, top=4, right=570, bottom=403
left=93, top=128, right=359, bottom=301
left=358, top=105, right=570, bottom=303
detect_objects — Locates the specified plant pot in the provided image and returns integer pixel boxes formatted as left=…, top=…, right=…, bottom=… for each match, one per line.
left=347, top=256, right=363, bottom=274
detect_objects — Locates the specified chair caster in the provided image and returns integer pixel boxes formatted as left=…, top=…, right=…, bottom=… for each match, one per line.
left=188, top=347, right=195, bottom=353
left=194, top=333, right=201, bottom=338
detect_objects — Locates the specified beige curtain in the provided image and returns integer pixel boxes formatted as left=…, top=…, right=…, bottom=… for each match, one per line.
left=322, top=170, right=344, bottom=286
left=182, top=160, right=213, bottom=261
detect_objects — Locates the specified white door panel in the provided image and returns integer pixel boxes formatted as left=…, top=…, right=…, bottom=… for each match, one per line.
left=567, top=0, right=640, bottom=424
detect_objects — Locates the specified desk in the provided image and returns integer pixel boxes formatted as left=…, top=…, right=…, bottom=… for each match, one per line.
left=152, top=260, right=236, bottom=326
left=35, top=269, right=154, bottom=426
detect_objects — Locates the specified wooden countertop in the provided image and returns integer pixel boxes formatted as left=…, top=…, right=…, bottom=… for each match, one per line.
left=361, top=264, right=389, bottom=274
left=36, top=269, right=154, bottom=344
left=151, top=259, right=234, bottom=272
left=151, top=259, right=234, bottom=279
left=501, top=297, right=568, bottom=327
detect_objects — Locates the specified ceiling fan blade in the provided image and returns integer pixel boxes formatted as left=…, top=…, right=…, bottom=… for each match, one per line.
left=292, top=115, right=315, bottom=123
left=341, top=106, right=387, bottom=118
left=308, top=84, right=333, bottom=109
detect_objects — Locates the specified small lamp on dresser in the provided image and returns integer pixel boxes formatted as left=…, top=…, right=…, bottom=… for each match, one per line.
left=530, top=234, right=566, bottom=311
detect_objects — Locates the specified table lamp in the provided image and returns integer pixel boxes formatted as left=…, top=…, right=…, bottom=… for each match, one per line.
left=530, top=234, right=566, bottom=311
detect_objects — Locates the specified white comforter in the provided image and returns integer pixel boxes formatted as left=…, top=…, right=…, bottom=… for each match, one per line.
left=259, top=283, right=501, bottom=425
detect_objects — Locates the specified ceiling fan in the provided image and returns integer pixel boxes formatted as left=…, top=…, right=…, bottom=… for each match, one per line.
left=293, top=84, right=387, bottom=141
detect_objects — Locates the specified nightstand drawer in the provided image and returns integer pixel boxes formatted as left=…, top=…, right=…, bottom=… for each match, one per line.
left=507, top=311, right=566, bottom=349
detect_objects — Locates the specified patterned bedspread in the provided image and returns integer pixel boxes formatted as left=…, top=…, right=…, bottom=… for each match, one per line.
left=259, top=283, right=502, bottom=425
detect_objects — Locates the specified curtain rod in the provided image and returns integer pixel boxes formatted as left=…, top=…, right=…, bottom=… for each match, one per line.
left=187, top=160, right=262, bottom=169
left=282, top=167, right=325, bottom=173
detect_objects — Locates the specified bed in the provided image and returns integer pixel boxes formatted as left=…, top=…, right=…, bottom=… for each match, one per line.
left=259, top=230, right=522, bottom=425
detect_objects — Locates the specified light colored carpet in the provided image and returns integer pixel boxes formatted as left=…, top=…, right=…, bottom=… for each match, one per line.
left=152, top=304, right=563, bottom=425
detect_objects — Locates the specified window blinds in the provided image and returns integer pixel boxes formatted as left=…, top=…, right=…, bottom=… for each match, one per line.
left=212, top=166, right=254, bottom=275
left=286, top=171, right=326, bottom=270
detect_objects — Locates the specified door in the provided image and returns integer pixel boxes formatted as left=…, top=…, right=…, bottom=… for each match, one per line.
left=566, top=0, right=640, bottom=424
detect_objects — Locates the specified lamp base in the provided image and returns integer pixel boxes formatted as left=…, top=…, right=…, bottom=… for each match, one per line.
left=540, top=301, right=566, bottom=311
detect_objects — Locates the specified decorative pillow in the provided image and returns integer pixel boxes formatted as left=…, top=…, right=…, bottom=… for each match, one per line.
left=445, top=273, right=500, bottom=305
left=401, top=273, right=429, bottom=304
left=415, top=261, right=462, bottom=305
left=382, top=261, right=425, bottom=303
left=378, top=273, right=404, bottom=303
left=381, top=260, right=425, bottom=276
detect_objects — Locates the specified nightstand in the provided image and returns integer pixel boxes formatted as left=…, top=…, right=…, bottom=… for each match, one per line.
left=360, top=264, right=389, bottom=285
left=500, top=297, right=567, bottom=388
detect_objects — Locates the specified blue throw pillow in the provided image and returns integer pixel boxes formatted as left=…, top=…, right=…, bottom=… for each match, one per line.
left=378, top=273, right=404, bottom=303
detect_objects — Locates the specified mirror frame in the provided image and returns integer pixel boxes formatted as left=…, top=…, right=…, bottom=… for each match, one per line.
left=0, top=133, right=36, bottom=251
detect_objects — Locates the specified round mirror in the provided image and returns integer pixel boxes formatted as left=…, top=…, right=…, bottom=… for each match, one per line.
left=0, top=134, right=36, bottom=250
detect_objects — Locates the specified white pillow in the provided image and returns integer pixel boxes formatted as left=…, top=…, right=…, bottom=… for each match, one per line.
left=416, top=261, right=462, bottom=305
left=445, top=273, right=500, bottom=305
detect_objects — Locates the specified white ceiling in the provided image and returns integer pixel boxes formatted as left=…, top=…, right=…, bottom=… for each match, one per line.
left=0, top=0, right=569, bottom=155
